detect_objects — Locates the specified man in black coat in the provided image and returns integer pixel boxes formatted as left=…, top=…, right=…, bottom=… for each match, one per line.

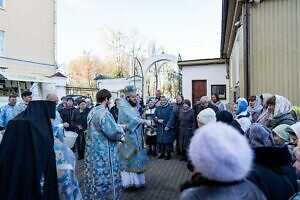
left=110, top=98, right=120, bottom=122
left=71, top=100, right=89, bottom=160
left=60, top=97, right=76, bottom=131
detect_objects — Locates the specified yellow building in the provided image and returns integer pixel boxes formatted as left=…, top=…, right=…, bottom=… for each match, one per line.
left=221, top=0, right=300, bottom=105
left=0, top=0, right=66, bottom=103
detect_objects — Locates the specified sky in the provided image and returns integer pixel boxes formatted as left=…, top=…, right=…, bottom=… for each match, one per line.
left=57, top=0, right=222, bottom=65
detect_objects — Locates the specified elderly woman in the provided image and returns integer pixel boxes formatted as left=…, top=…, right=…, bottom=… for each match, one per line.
left=245, top=123, right=298, bottom=200
left=272, top=124, right=293, bottom=145
left=180, top=123, right=266, bottom=200
left=266, top=95, right=296, bottom=129
left=236, top=98, right=252, bottom=132
left=193, top=96, right=218, bottom=123
left=211, top=93, right=225, bottom=111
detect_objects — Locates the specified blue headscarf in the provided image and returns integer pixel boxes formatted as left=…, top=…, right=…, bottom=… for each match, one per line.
left=237, top=98, right=248, bottom=115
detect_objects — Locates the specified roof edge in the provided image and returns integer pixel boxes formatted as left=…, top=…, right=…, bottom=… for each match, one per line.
left=178, top=58, right=226, bottom=66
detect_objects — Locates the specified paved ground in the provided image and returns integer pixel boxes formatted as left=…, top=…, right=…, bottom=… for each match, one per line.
left=76, top=154, right=190, bottom=200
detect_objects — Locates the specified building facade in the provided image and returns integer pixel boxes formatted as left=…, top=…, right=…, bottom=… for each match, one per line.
left=178, top=58, right=229, bottom=106
left=221, top=0, right=300, bottom=105
left=0, top=0, right=66, bottom=104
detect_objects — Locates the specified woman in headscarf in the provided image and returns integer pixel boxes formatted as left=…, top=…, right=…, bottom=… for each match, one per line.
left=211, top=93, right=225, bottom=111
left=245, top=123, right=298, bottom=200
left=193, top=96, right=218, bottom=123
left=245, top=123, right=275, bottom=147
left=286, top=122, right=300, bottom=146
left=272, top=124, right=293, bottom=145
left=247, top=96, right=263, bottom=123
left=256, top=93, right=273, bottom=125
left=266, top=95, right=295, bottom=129
left=235, top=98, right=251, bottom=132
left=272, top=124, right=296, bottom=161
left=216, top=110, right=244, bottom=135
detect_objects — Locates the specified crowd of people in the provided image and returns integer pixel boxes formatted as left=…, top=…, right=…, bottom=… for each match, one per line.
left=0, top=87, right=300, bottom=200
left=179, top=94, right=300, bottom=200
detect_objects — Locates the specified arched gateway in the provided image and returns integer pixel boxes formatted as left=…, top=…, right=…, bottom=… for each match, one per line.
left=142, top=54, right=178, bottom=76
left=141, top=54, right=179, bottom=102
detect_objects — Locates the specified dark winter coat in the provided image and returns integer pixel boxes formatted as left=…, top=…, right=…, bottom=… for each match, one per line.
left=180, top=174, right=266, bottom=200
left=266, top=113, right=296, bottom=130
left=57, top=103, right=65, bottom=114
left=154, top=103, right=175, bottom=144
left=110, top=105, right=119, bottom=122
left=173, top=103, right=183, bottom=135
left=60, top=107, right=75, bottom=131
left=247, top=145, right=298, bottom=200
left=178, top=109, right=195, bottom=152
left=71, top=108, right=89, bottom=153
left=71, top=108, right=89, bottom=132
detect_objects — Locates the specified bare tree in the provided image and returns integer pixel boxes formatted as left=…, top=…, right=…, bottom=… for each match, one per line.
left=101, top=25, right=147, bottom=78
left=68, top=51, right=107, bottom=87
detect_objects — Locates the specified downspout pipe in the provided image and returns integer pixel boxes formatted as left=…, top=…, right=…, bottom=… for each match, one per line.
left=220, top=0, right=229, bottom=58
left=245, top=1, right=251, bottom=98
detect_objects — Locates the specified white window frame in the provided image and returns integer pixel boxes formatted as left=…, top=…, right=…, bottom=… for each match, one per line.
left=0, top=30, right=4, bottom=56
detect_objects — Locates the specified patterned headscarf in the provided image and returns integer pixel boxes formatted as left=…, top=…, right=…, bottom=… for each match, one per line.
left=287, top=122, right=300, bottom=140
left=245, top=123, right=275, bottom=148
left=274, top=95, right=292, bottom=117
left=247, top=96, right=263, bottom=115
left=261, top=93, right=273, bottom=108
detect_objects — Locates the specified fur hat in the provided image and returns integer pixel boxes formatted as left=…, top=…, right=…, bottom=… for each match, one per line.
left=123, top=85, right=137, bottom=97
left=197, top=108, right=216, bottom=125
left=189, top=122, right=253, bottom=182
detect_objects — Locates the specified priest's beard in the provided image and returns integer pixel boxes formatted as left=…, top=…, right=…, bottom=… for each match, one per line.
left=128, top=99, right=137, bottom=107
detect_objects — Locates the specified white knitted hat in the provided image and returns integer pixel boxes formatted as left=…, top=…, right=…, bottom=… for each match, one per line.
left=197, top=108, right=216, bottom=125
left=189, top=122, right=253, bottom=182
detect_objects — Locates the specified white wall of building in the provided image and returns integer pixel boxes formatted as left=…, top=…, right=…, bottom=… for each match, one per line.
left=53, top=76, right=67, bottom=99
left=182, top=63, right=229, bottom=104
